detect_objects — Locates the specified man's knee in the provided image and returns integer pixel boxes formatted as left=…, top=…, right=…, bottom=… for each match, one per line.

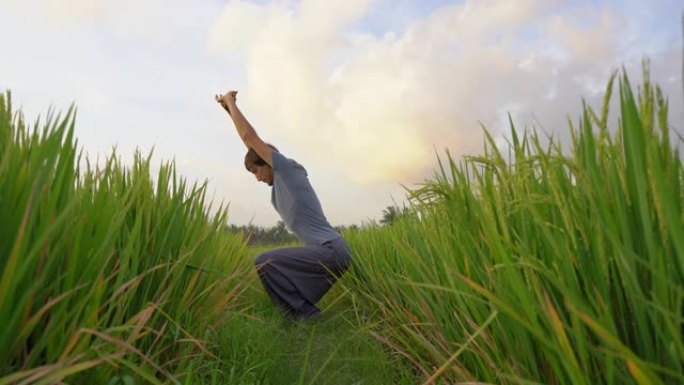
left=255, top=251, right=274, bottom=267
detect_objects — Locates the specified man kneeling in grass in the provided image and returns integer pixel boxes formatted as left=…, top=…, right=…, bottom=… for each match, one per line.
left=215, top=90, right=351, bottom=320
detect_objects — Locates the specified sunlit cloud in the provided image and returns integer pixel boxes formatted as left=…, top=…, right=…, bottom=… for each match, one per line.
left=207, top=0, right=678, bottom=186
left=546, top=6, right=622, bottom=65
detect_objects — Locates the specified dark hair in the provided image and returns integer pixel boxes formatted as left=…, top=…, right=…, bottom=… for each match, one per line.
left=244, top=144, right=279, bottom=171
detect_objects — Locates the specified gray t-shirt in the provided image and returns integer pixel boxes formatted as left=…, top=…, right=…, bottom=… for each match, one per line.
left=271, top=151, right=340, bottom=246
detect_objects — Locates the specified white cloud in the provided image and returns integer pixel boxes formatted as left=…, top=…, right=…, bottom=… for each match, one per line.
left=208, top=0, right=592, bottom=185
left=1, top=0, right=210, bottom=44
left=546, top=6, right=623, bottom=65
left=2, top=0, right=133, bottom=25
left=208, top=0, right=681, bottom=190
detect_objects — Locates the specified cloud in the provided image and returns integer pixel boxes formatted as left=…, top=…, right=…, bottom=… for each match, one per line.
left=2, top=0, right=133, bottom=25
left=546, top=6, right=623, bottom=65
left=0, top=0, right=210, bottom=44
left=210, top=0, right=652, bottom=186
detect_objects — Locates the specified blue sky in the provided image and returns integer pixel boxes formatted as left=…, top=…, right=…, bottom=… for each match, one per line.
left=1, top=0, right=682, bottom=227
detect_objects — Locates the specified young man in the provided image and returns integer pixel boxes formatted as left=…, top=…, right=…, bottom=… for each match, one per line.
left=215, top=90, right=352, bottom=320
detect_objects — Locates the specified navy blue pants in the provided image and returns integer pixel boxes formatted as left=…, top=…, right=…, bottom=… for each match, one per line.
left=255, top=237, right=352, bottom=319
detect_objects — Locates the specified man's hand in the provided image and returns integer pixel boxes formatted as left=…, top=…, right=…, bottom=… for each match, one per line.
left=215, top=91, right=238, bottom=114
left=215, top=89, right=269, bottom=159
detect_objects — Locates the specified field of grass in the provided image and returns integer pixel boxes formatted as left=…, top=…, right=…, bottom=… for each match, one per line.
left=193, top=265, right=418, bottom=385
left=1, top=63, right=682, bottom=384
left=0, top=93, right=252, bottom=384
left=343, top=66, right=683, bottom=384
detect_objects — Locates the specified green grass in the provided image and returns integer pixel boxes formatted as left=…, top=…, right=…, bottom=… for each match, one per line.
left=343, top=63, right=684, bottom=384
left=187, top=261, right=418, bottom=385
left=0, top=93, right=252, bottom=384
left=2, top=61, right=682, bottom=385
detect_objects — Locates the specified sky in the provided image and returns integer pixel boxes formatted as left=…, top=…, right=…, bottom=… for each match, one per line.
left=1, top=0, right=682, bottom=227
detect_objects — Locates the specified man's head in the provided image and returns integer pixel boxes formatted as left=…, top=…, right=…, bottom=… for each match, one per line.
left=244, top=144, right=278, bottom=186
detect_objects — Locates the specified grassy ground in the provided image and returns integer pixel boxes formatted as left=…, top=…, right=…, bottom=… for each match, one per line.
left=0, top=88, right=418, bottom=385
left=3, top=64, right=681, bottom=385
left=191, top=249, right=419, bottom=385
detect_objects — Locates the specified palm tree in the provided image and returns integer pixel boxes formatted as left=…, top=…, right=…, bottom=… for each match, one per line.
left=380, top=205, right=400, bottom=225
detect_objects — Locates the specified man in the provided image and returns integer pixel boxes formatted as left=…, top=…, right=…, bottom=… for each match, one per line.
left=215, top=90, right=352, bottom=320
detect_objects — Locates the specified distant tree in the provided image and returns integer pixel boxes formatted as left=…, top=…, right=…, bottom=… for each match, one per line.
left=335, top=224, right=359, bottom=234
left=379, top=205, right=411, bottom=226
left=228, top=221, right=369, bottom=245
left=226, top=221, right=298, bottom=246
left=380, top=206, right=399, bottom=225
left=271, top=221, right=291, bottom=243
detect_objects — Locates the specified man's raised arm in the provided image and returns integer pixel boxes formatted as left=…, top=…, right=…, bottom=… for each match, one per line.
left=215, top=90, right=273, bottom=166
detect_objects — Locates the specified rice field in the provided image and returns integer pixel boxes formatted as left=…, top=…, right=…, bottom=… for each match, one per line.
left=1, top=64, right=682, bottom=384
left=0, top=93, right=252, bottom=384
left=343, top=66, right=684, bottom=384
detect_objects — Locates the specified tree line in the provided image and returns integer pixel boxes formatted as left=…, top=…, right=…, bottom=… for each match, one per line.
left=225, top=221, right=360, bottom=246
left=226, top=205, right=411, bottom=246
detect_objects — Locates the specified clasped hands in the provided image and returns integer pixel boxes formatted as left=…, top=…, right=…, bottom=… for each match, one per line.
left=215, top=90, right=238, bottom=114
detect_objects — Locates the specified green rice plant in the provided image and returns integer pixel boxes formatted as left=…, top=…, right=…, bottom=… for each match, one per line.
left=0, top=92, right=253, bottom=384
left=343, top=63, right=683, bottom=385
